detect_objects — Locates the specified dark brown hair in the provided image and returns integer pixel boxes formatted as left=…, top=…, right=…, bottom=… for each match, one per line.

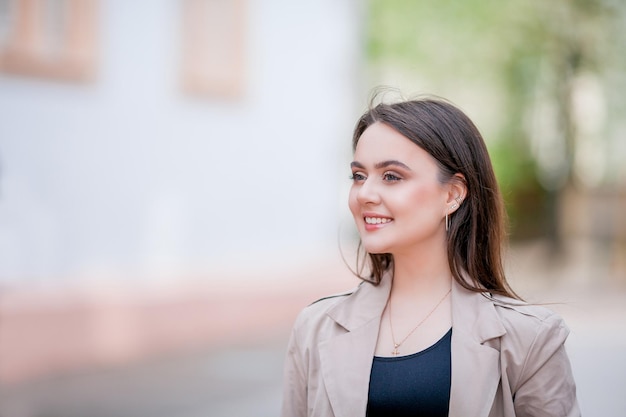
left=352, top=96, right=520, bottom=300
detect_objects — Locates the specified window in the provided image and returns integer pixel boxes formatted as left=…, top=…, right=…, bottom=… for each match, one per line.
left=181, top=0, right=246, bottom=98
left=0, top=0, right=97, bottom=82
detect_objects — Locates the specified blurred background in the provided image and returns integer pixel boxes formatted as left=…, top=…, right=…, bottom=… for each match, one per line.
left=0, top=0, right=624, bottom=416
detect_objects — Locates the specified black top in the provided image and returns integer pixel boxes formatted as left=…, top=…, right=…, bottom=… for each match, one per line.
left=366, top=328, right=452, bottom=417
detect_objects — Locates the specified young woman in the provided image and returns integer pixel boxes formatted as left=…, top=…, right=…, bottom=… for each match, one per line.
left=281, top=97, right=579, bottom=417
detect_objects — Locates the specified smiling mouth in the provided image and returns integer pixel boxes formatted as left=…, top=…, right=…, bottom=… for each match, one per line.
left=364, top=217, right=393, bottom=225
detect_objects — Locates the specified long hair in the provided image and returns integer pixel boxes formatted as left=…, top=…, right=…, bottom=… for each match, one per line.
left=352, top=96, right=520, bottom=300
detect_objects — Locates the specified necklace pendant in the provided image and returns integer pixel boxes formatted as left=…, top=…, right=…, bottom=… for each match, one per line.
left=392, top=344, right=400, bottom=356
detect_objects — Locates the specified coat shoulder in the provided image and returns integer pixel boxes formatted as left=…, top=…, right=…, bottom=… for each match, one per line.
left=490, top=296, right=569, bottom=335
left=485, top=297, right=579, bottom=414
left=292, top=286, right=358, bottom=331
left=308, top=287, right=358, bottom=307
left=487, top=296, right=574, bottom=396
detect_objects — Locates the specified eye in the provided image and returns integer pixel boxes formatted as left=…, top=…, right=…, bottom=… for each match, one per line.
left=382, top=172, right=402, bottom=182
left=350, top=172, right=367, bottom=182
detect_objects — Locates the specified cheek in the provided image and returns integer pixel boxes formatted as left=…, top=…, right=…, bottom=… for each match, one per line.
left=348, top=188, right=359, bottom=216
left=402, top=185, right=445, bottom=216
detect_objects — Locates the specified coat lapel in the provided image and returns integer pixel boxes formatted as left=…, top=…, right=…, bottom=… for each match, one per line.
left=449, top=280, right=506, bottom=417
left=318, top=274, right=506, bottom=417
left=319, top=275, right=391, bottom=417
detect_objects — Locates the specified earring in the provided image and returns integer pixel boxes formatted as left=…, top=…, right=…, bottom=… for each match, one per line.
left=447, top=202, right=458, bottom=232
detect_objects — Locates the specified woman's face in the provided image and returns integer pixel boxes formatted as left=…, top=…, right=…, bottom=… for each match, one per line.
left=349, top=122, right=451, bottom=256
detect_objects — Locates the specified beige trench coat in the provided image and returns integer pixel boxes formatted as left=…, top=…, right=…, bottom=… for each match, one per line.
left=281, top=274, right=580, bottom=417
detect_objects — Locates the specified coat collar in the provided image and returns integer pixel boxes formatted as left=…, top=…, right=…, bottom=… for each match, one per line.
left=320, top=272, right=507, bottom=417
left=448, top=278, right=506, bottom=416
left=326, top=273, right=392, bottom=332
left=320, top=274, right=391, bottom=417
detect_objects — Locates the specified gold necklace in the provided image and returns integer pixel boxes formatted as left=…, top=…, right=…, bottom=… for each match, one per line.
left=388, top=288, right=451, bottom=355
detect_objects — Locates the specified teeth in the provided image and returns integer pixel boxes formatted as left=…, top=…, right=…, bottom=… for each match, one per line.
left=365, top=217, right=392, bottom=225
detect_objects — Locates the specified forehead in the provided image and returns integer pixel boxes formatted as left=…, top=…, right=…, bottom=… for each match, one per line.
left=354, top=122, right=437, bottom=168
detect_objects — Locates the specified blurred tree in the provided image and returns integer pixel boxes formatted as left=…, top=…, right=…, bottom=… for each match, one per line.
left=502, top=0, right=613, bottom=250
left=366, top=0, right=625, bottom=250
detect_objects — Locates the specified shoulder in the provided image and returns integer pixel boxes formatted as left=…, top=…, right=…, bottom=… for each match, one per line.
left=292, top=287, right=357, bottom=330
left=309, top=287, right=358, bottom=307
left=488, top=295, right=572, bottom=386
left=457, top=289, right=570, bottom=355
left=490, top=295, right=569, bottom=340
left=486, top=297, right=579, bottom=411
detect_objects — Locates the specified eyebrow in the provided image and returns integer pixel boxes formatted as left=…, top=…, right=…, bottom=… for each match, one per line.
left=350, top=160, right=412, bottom=171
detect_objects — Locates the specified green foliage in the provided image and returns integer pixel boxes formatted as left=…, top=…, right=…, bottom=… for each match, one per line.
left=365, top=0, right=624, bottom=240
left=489, top=136, right=547, bottom=239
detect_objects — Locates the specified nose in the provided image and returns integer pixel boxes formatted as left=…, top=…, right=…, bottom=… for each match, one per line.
left=355, top=178, right=381, bottom=205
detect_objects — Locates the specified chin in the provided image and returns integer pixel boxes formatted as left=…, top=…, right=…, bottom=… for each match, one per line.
left=360, top=241, right=392, bottom=255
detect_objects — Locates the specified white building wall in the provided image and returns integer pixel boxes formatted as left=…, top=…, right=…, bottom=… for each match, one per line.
left=0, top=0, right=362, bottom=285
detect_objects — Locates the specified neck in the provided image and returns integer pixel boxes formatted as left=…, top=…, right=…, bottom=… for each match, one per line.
left=390, top=241, right=452, bottom=298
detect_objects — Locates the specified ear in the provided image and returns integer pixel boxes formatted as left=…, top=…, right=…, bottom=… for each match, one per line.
left=445, top=173, right=467, bottom=214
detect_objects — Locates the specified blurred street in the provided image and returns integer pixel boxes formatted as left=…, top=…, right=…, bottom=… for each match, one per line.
left=1, top=240, right=625, bottom=417
left=0, top=343, right=286, bottom=417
